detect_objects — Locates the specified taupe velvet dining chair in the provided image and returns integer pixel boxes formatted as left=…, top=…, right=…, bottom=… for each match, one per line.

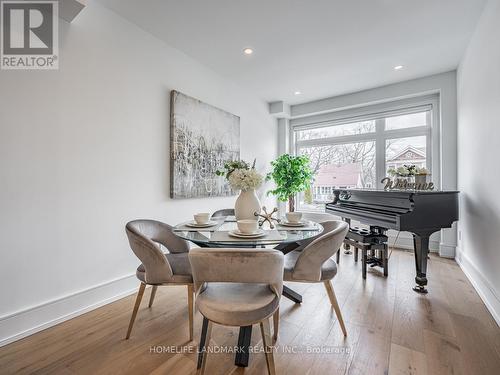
left=125, top=219, right=194, bottom=340
left=189, top=248, right=284, bottom=375
left=282, top=220, right=349, bottom=337
left=290, top=219, right=346, bottom=263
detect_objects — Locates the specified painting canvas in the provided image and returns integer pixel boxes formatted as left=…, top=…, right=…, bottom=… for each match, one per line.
left=170, top=90, right=240, bottom=198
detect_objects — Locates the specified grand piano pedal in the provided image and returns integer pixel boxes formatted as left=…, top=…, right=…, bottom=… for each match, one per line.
left=412, top=285, right=428, bottom=294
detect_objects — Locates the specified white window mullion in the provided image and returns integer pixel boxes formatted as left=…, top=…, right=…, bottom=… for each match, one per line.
left=375, top=118, right=386, bottom=189
left=296, top=132, right=377, bottom=148
left=383, top=126, right=428, bottom=139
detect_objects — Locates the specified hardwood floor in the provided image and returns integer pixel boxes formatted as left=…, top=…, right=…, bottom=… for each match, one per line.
left=1, top=249, right=499, bottom=375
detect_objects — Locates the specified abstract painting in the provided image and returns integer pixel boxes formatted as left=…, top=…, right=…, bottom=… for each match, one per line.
left=170, top=90, right=240, bottom=198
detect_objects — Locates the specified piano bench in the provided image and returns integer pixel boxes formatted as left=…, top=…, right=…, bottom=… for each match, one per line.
left=344, top=227, right=389, bottom=279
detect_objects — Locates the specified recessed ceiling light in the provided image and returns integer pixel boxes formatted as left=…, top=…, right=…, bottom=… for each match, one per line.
left=394, top=65, right=404, bottom=70
left=243, top=48, right=253, bottom=55
left=294, top=91, right=302, bottom=95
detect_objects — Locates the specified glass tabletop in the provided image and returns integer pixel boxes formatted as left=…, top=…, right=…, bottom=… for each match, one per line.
left=173, top=218, right=324, bottom=247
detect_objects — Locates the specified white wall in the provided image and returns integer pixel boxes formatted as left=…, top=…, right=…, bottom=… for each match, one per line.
left=456, top=0, right=500, bottom=324
left=284, top=72, right=458, bottom=255
left=0, top=1, right=277, bottom=345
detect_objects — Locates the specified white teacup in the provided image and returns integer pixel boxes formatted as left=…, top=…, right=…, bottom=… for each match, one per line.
left=286, top=212, right=303, bottom=223
left=194, top=213, right=210, bottom=225
left=237, top=219, right=259, bottom=234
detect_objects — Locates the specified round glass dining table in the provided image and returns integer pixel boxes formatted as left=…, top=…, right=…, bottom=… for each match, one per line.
left=172, top=215, right=324, bottom=368
left=173, top=217, right=324, bottom=248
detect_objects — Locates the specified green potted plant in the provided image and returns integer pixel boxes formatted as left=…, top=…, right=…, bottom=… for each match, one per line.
left=266, top=154, right=313, bottom=212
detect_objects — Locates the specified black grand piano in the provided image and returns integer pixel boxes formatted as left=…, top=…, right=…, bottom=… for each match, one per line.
left=326, top=189, right=459, bottom=293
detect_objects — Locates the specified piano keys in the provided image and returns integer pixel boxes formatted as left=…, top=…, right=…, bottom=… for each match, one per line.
left=326, top=189, right=459, bottom=293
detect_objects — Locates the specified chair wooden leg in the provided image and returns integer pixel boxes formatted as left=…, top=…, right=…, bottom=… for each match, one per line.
left=125, top=283, right=146, bottom=339
left=323, top=280, right=347, bottom=337
left=260, top=318, right=276, bottom=375
left=198, top=320, right=213, bottom=375
left=148, top=285, right=158, bottom=308
left=188, top=284, right=194, bottom=341
left=272, top=308, right=279, bottom=344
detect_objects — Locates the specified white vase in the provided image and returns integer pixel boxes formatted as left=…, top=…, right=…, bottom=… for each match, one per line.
left=235, top=189, right=261, bottom=220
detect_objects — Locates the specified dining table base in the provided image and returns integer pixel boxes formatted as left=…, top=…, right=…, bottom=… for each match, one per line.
left=196, top=322, right=254, bottom=368
left=235, top=325, right=253, bottom=367
left=282, top=285, right=303, bottom=304
left=197, top=317, right=209, bottom=369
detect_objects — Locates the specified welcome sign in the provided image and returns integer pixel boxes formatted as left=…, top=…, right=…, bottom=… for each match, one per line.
left=381, top=177, right=435, bottom=191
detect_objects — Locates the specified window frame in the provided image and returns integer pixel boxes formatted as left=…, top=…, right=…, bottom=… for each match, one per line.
left=290, top=95, right=440, bottom=211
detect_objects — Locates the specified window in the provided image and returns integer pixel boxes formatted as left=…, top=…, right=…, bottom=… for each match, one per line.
left=292, top=98, right=435, bottom=211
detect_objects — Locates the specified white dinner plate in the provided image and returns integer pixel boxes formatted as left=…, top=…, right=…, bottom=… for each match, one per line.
left=185, top=220, right=218, bottom=228
left=228, top=229, right=266, bottom=239
left=280, top=221, right=308, bottom=227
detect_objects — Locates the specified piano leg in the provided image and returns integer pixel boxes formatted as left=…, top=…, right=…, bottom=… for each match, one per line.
left=412, top=230, right=434, bottom=294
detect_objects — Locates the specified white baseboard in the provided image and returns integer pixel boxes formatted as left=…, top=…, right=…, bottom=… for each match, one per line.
left=438, top=243, right=456, bottom=258
left=0, top=274, right=138, bottom=347
left=388, top=233, right=440, bottom=253
left=455, top=248, right=500, bottom=327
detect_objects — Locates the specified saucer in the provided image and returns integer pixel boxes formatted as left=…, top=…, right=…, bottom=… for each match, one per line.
left=280, top=221, right=307, bottom=227
left=185, top=220, right=218, bottom=228
left=228, top=229, right=266, bottom=238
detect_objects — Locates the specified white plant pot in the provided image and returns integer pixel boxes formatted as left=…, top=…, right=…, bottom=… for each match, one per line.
left=235, top=189, right=261, bottom=220
left=415, top=175, right=427, bottom=186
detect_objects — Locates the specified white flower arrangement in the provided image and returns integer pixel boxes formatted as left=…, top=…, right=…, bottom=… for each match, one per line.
left=228, top=168, right=263, bottom=191
left=396, top=166, right=410, bottom=176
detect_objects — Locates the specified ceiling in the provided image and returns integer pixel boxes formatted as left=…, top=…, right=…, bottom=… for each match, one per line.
left=96, top=0, right=486, bottom=105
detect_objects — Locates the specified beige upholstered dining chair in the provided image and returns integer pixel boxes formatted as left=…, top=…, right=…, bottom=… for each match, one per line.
left=291, top=220, right=346, bottom=263
left=125, top=220, right=194, bottom=340
left=282, top=220, right=349, bottom=336
left=189, top=248, right=284, bottom=375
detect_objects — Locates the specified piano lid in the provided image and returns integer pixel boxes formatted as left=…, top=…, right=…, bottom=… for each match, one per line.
left=327, top=188, right=459, bottom=232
